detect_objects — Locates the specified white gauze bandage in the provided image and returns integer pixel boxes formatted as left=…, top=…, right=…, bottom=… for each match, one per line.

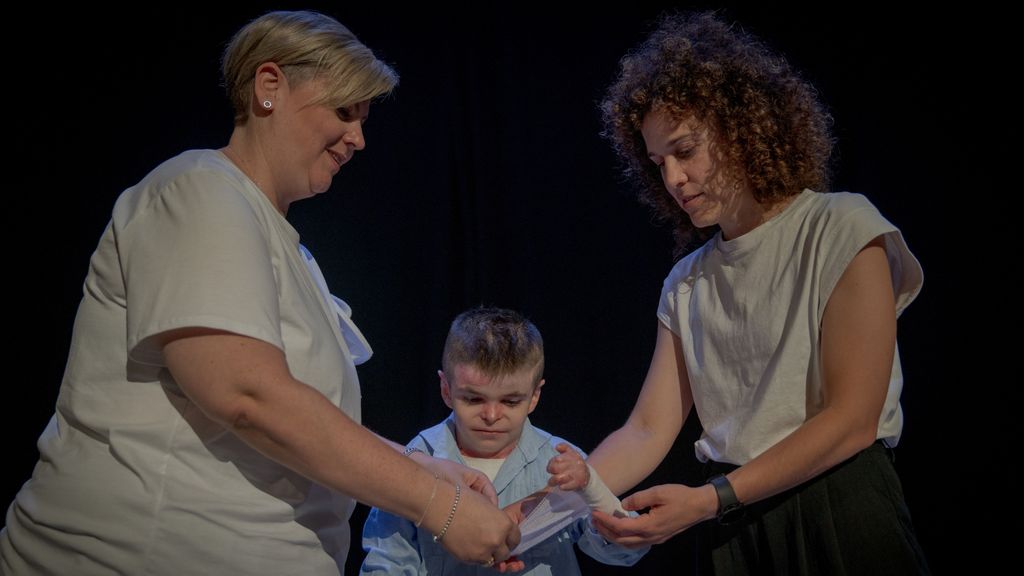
left=580, top=464, right=628, bottom=518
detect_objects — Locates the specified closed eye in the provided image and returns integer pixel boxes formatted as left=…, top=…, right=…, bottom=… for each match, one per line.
left=674, top=147, right=696, bottom=160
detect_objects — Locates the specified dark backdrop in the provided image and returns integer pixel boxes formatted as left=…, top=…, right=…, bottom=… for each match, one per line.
left=7, top=3, right=982, bottom=574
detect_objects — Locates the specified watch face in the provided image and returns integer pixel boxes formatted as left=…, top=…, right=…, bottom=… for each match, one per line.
left=718, top=502, right=745, bottom=525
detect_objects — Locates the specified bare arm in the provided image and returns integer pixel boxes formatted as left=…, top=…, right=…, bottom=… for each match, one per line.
left=593, top=238, right=896, bottom=546
left=586, top=323, right=694, bottom=495
left=725, top=237, right=895, bottom=504
left=163, top=331, right=518, bottom=563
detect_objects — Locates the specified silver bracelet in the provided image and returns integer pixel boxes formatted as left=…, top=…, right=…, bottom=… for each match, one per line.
left=402, top=446, right=424, bottom=457
left=433, top=483, right=461, bottom=543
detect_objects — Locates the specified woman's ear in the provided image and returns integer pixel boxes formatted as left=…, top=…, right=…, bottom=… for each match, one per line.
left=253, top=62, right=285, bottom=112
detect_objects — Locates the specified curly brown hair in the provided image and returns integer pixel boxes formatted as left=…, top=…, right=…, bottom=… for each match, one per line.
left=601, top=12, right=833, bottom=256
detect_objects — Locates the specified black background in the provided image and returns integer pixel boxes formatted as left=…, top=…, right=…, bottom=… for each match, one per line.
left=6, top=3, right=985, bottom=574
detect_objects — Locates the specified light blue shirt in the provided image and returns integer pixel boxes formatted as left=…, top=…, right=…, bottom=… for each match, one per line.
left=361, top=416, right=646, bottom=575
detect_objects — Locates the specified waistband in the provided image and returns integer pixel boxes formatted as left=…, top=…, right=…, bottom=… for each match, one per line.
left=701, top=440, right=895, bottom=481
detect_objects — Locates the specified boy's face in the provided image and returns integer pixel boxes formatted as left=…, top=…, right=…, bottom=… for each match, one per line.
left=440, top=363, right=543, bottom=459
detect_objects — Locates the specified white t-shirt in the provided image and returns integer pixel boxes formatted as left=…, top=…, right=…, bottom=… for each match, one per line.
left=658, top=190, right=923, bottom=465
left=2, top=150, right=367, bottom=575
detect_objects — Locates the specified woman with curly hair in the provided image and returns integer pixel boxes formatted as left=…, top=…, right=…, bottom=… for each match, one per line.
left=548, top=11, right=930, bottom=575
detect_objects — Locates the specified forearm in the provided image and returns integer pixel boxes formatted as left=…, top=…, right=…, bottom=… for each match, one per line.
left=588, top=323, right=691, bottom=495
left=164, top=332, right=445, bottom=528
left=166, top=331, right=518, bottom=563
left=374, top=432, right=409, bottom=454
left=372, top=433, right=437, bottom=471
left=728, top=239, right=895, bottom=506
left=220, top=376, right=443, bottom=523
left=728, top=405, right=879, bottom=507
left=588, top=420, right=675, bottom=496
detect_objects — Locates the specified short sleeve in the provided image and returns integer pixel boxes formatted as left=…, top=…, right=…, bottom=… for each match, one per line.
left=817, top=194, right=924, bottom=319
left=657, top=250, right=705, bottom=337
left=117, top=169, right=284, bottom=365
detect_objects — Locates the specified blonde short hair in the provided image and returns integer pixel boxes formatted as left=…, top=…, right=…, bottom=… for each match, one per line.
left=222, top=10, right=398, bottom=124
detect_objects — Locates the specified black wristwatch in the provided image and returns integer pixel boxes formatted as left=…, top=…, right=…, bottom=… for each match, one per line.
left=708, top=474, right=745, bottom=524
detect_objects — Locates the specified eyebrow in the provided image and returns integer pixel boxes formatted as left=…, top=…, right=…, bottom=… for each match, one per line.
left=339, top=105, right=370, bottom=124
left=458, top=387, right=529, bottom=400
left=648, top=133, right=698, bottom=157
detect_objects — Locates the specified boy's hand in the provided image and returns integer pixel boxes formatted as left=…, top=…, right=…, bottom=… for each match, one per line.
left=546, top=443, right=589, bottom=491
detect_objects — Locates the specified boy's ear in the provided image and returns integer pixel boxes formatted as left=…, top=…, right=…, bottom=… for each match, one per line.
left=527, top=378, right=545, bottom=414
left=439, top=369, right=454, bottom=409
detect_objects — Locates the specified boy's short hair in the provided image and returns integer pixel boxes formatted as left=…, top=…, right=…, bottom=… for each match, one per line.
left=441, top=307, right=544, bottom=385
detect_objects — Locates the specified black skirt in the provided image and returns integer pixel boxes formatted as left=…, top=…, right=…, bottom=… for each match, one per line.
left=697, top=442, right=931, bottom=575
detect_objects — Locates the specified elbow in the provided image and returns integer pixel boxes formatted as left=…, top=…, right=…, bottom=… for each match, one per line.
left=849, top=421, right=879, bottom=453
left=221, top=394, right=266, bottom=433
left=816, top=405, right=882, bottom=462
left=837, top=412, right=881, bottom=457
left=188, top=387, right=261, bottom=432
left=634, top=416, right=681, bottom=453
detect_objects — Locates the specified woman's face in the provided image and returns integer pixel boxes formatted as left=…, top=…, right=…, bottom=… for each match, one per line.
left=640, top=108, right=758, bottom=239
left=269, top=79, right=369, bottom=206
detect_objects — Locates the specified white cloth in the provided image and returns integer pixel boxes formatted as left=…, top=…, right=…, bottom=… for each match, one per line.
left=1, top=150, right=366, bottom=575
left=299, top=243, right=373, bottom=366
left=658, top=190, right=923, bottom=465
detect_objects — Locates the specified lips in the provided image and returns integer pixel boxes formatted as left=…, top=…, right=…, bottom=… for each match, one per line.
left=680, top=193, right=702, bottom=206
left=327, top=150, right=347, bottom=168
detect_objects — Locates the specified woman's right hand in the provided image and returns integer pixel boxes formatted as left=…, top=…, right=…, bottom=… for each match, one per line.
left=432, top=482, right=521, bottom=569
left=591, top=483, right=716, bottom=547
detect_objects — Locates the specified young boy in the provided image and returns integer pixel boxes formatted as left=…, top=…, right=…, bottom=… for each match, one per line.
left=361, top=307, right=645, bottom=574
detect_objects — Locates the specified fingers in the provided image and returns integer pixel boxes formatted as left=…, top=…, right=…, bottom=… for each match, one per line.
left=621, top=487, right=657, bottom=511
left=505, top=523, right=521, bottom=552
left=546, top=445, right=589, bottom=490
left=465, top=471, right=500, bottom=505
left=591, top=510, right=656, bottom=548
left=496, top=556, right=526, bottom=572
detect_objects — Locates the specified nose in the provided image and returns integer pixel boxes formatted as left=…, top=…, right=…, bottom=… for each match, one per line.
left=662, top=156, right=687, bottom=192
left=480, top=403, right=501, bottom=424
left=343, top=122, right=365, bottom=151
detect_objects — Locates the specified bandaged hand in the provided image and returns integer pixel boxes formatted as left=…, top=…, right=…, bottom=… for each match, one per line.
left=547, top=443, right=627, bottom=517
left=547, top=443, right=589, bottom=491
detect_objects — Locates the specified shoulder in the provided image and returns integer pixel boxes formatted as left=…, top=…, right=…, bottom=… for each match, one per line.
left=800, top=190, right=888, bottom=230
left=412, top=419, right=453, bottom=456
left=530, top=424, right=587, bottom=459
left=662, top=236, right=714, bottom=292
left=112, top=150, right=254, bottom=228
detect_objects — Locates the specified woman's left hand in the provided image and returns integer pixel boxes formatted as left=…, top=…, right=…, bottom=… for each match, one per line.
left=590, top=483, right=716, bottom=547
left=416, top=456, right=499, bottom=505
